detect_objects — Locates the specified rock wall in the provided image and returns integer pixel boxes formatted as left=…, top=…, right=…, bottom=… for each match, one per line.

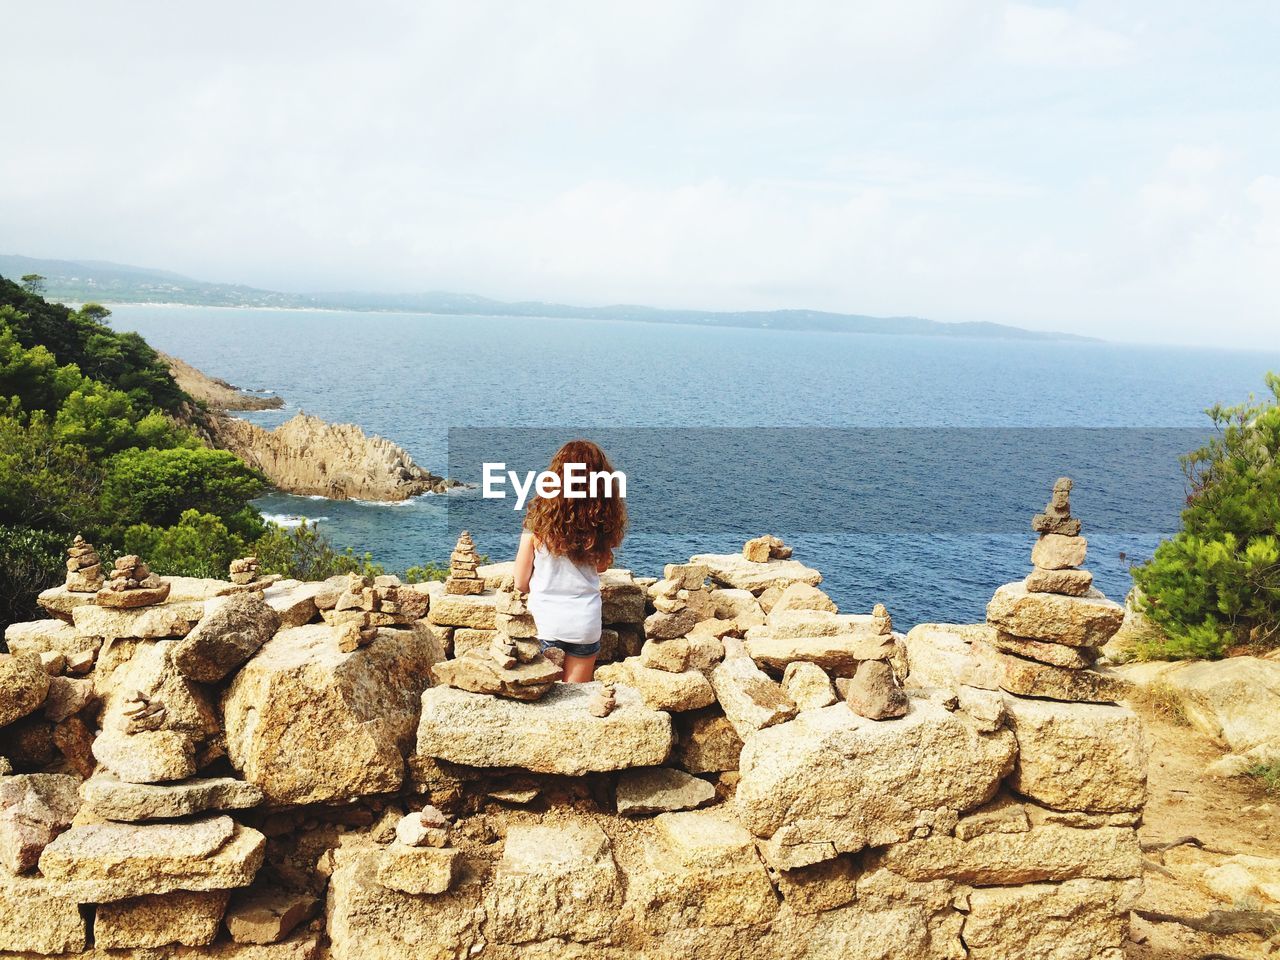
left=209, top=411, right=450, bottom=501
left=0, top=539, right=1146, bottom=960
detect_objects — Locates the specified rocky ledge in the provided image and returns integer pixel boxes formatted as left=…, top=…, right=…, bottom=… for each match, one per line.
left=209, top=411, right=450, bottom=502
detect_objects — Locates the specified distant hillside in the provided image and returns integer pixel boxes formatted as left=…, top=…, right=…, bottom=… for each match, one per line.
left=0, top=254, right=1097, bottom=342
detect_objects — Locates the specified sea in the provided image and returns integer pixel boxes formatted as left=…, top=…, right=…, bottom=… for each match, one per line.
left=112, top=305, right=1280, bottom=630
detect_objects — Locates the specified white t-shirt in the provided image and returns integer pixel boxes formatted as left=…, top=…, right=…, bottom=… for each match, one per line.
left=526, top=545, right=602, bottom=645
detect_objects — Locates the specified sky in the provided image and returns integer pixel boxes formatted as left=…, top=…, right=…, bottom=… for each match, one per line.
left=1, top=1, right=1277, bottom=349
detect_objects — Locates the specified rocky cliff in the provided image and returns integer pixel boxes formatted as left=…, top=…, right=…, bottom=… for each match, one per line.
left=159, top=352, right=284, bottom=412
left=209, top=412, right=450, bottom=502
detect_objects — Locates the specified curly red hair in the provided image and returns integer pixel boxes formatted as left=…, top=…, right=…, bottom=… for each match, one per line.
left=525, top=439, right=627, bottom=566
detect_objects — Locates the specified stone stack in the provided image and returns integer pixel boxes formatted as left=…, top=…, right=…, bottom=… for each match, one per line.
left=742, top=534, right=792, bottom=563
left=970, top=478, right=1128, bottom=704
left=228, top=556, right=261, bottom=585
left=329, top=573, right=429, bottom=630
left=97, top=555, right=170, bottom=608
left=377, top=807, right=462, bottom=895
left=445, top=531, right=485, bottom=595
left=643, top=563, right=717, bottom=642
left=63, top=536, right=104, bottom=593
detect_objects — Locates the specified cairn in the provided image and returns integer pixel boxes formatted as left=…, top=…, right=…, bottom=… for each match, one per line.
left=331, top=574, right=428, bottom=632
left=445, top=531, right=485, bottom=595
left=588, top=682, right=616, bottom=717
left=97, top=555, right=171, bottom=608
left=228, top=556, right=261, bottom=585
left=336, top=612, right=379, bottom=653
left=64, top=535, right=105, bottom=593
left=742, top=534, right=792, bottom=563
left=1026, top=477, right=1092, bottom=596
left=120, top=690, right=166, bottom=734
left=968, top=477, right=1127, bottom=702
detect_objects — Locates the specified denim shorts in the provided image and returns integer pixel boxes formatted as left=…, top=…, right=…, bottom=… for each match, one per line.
left=539, top=637, right=602, bottom=658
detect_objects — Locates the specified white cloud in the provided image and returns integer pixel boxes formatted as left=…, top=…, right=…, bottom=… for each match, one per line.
left=998, top=2, right=1135, bottom=66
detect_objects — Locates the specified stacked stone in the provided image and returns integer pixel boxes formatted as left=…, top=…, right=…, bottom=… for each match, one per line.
left=839, top=604, right=908, bottom=720
left=63, top=536, right=103, bottom=593
left=330, top=574, right=429, bottom=634
left=445, top=531, right=485, bottom=595
left=964, top=478, right=1127, bottom=704
left=377, top=807, right=462, bottom=895
left=228, top=556, right=261, bottom=585
left=742, top=534, right=792, bottom=563
left=97, top=555, right=170, bottom=609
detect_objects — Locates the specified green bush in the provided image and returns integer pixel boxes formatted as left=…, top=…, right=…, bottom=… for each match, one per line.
left=123, top=509, right=252, bottom=579
left=0, top=412, right=103, bottom=534
left=0, top=523, right=65, bottom=631
left=253, top=520, right=385, bottom=582
left=1132, top=373, right=1280, bottom=659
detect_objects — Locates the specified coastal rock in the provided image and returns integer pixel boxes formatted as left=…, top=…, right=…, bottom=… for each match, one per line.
left=262, top=580, right=327, bottom=627
left=0, top=653, right=50, bottom=727
left=842, top=659, right=908, bottom=719
left=597, top=658, right=716, bottom=712
left=968, top=640, right=1129, bottom=703
left=38, top=815, right=266, bottom=901
left=95, top=889, right=230, bottom=949
left=601, top=568, right=648, bottom=623
left=430, top=647, right=561, bottom=701
left=160, top=352, right=285, bottom=412
left=709, top=651, right=797, bottom=739
left=902, top=623, right=976, bottom=689
left=990, top=630, right=1097, bottom=668
left=782, top=661, right=838, bottom=711
left=745, top=631, right=896, bottom=676
left=639, top=633, right=724, bottom=672
left=415, top=683, right=674, bottom=775
left=736, top=699, right=1015, bottom=867
left=72, top=598, right=205, bottom=641
left=712, top=588, right=767, bottom=628
left=172, top=592, right=281, bottom=682
left=1025, top=567, right=1093, bottom=596
left=986, top=582, right=1124, bottom=647
left=223, top=624, right=440, bottom=804
left=486, top=820, right=621, bottom=943
left=1004, top=696, right=1147, bottom=812
left=80, top=772, right=264, bottom=821
left=674, top=709, right=745, bottom=774
left=92, top=728, right=197, bottom=784
left=3, top=619, right=99, bottom=660
left=616, top=767, right=716, bottom=816
left=36, top=584, right=99, bottom=622
left=427, top=591, right=496, bottom=629
left=0, top=871, right=87, bottom=954
left=209, top=411, right=449, bottom=501
left=0, top=773, right=80, bottom=873
left=962, top=877, right=1142, bottom=960
left=769, top=582, right=838, bottom=614
left=690, top=552, right=823, bottom=593
left=1030, top=533, right=1088, bottom=571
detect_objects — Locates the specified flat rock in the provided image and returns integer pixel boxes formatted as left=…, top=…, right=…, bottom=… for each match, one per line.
left=72, top=597, right=205, bottom=640
left=1030, top=533, right=1088, bottom=570
left=870, top=824, right=1141, bottom=884
left=596, top=658, right=716, bottom=712
left=991, top=630, right=1096, bottom=668
left=600, top=568, right=647, bottom=623
left=0, top=652, right=50, bottom=727
left=92, top=728, right=198, bottom=783
left=376, top=843, right=462, bottom=895
left=1003, top=696, right=1147, bottom=812
left=0, top=773, right=80, bottom=873
left=165, top=576, right=262, bottom=601
left=172, top=592, right=281, bottom=682
left=745, top=631, right=896, bottom=676
left=968, top=640, right=1129, bottom=703
left=985, top=582, right=1124, bottom=647
left=674, top=709, right=744, bottom=774
left=736, top=699, right=1015, bottom=868
left=962, top=877, right=1141, bottom=960
left=36, top=584, right=100, bottom=622
left=1025, top=567, right=1093, bottom=596
left=415, top=682, right=674, bottom=775
left=3, top=619, right=100, bottom=659
left=223, top=624, right=440, bottom=804
left=0, top=870, right=87, bottom=954
left=95, top=889, right=230, bottom=948
left=39, top=815, right=266, bottom=901
left=486, top=820, right=622, bottom=943
left=262, top=580, right=326, bottom=627
left=690, top=553, right=822, bottom=593
left=80, top=772, right=264, bottom=821
left=769, top=582, right=838, bottom=614
left=427, top=591, right=496, bottom=629
left=709, top=652, right=797, bottom=739
left=617, top=766, right=716, bottom=815
left=430, top=648, right=561, bottom=700
left=782, top=661, right=838, bottom=711
left=227, top=887, right=320, bottom=944
left=96, top=582, right=174, bottom=608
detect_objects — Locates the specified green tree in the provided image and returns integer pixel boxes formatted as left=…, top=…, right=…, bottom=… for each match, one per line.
left=101, top=447, right=268, bottom=537
left=0, top=523, right=65, bottom=630
left=20, top=274, right=45, bottom=295
left=123, top=509, right=250, bottom=579
left=0, top=412, right=103, bottom=534
left=253, top=519, right=384, bottom=581
left=1132, top=373, right=1280, bottom=658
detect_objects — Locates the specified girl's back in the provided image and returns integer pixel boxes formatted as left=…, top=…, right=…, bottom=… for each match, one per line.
left=526, top=545, right=601, bottom=646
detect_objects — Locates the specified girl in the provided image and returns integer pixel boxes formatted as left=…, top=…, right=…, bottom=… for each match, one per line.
left=514, top=439, right=627, bottom=683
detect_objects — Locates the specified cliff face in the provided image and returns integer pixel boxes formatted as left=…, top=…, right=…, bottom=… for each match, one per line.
left=159, top=352, right=284, bottom=412
left=209, top=412, right=450, bottom=501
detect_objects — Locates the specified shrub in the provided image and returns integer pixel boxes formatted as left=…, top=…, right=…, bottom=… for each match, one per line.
left=253, top=520, right=385, bottom=582
left=101, top=447, right=268, bottom=537
left=1132, top=373, right=1280, bottom=659
left=122, top=509, right=251, bottom=579
left=0, top=523, right=65, bottom=631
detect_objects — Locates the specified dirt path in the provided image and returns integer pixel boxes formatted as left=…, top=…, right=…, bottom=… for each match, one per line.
left=1125, top=698, right=1280, bottom=959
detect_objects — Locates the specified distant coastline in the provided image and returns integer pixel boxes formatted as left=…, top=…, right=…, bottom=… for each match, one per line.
left=1, top=253, right=1099, bottom=344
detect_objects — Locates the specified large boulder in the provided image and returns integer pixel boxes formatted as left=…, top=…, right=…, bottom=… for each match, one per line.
left=0, top=773, right=80, bottom=873
left=902, top=623, right=979, bottom=689
left=961, top=877, right=1142, bottom=960
left=596, top=658, right=716, bottom=712
left=223, top=624, right=438, bottom=805
left=415, top=682, right=674, bottom=775
left=1003, top=695, right=1147, bottom=812
left=171, top=593, right=281, bottom=682
left=985, top=583, right=1124, bottom=647
left=0, top=652, right=50, bottom=727
left=38, top=815, right=266, bottom=901
left=71, top=598, right=206, bottom=641
left=0, top=871, right=87, bottom=954
left=3, top=619, right=100, bottom=660
left=486, top=820, right=622, bottom=943
left=736, top=698, right=1015, bottom=868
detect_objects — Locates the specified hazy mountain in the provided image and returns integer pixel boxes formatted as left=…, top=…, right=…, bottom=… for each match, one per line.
left=0, top=254, right=1097, bottom=342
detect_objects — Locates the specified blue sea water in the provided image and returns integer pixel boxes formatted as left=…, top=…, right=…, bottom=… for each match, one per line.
left=113, top=305, right=1280, bottom=629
